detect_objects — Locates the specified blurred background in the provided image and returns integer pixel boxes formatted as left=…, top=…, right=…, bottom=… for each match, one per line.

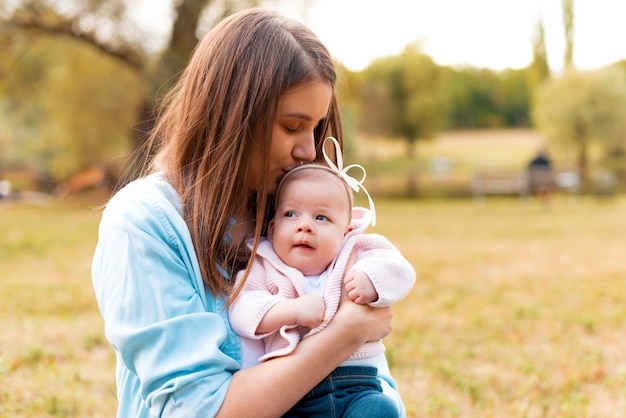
left=3, top=2, right=626, bottom=416
left=1, top=0, right=625, bottom=202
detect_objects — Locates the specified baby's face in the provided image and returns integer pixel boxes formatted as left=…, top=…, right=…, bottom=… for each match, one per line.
left=269, top=176, right=352, bottom=276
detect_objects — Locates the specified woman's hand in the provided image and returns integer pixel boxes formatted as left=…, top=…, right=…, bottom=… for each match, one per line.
left=220, top=276, right=392, bottom=418
left=332, top=284, right=393, bottom=343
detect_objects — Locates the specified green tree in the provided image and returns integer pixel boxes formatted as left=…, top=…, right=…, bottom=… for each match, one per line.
left=0, top=23, right=143, bottom=184
left=526, top=18, right=551, bottom=123
left=441, top=67, right=529, bottom=129
left=533, top=67, right=626, bottom=189
left=499, top=68, right=530, bottom=127
left=528, top=19, right=551, bottom=82
left=360, top=43, right=442, bottom=158
left=359, top=43, right=442, bottom=197
left=334, top=63, right=363, bottom=161
left=562, top=0, right=575, bottom=70
left=0, top=0, right=260, bottom=185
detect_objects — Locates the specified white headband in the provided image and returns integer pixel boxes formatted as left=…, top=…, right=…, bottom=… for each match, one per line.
left=322, top=137, right=376, bottom=226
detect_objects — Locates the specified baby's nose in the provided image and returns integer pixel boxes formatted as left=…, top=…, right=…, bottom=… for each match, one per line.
left=297, top=219, right=313, bottom=233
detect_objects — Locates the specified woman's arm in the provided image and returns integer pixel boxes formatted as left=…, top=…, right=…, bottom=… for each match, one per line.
left=92, top=183, right=241, bottom=417
left=94, top=181, right=392, bottom=417
left=217, top=292, right=393, bottom=417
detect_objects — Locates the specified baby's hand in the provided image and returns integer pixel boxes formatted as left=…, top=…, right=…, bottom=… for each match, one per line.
left=295, top=295, right=326, bottom=327
left=344, top=270, right=378, bottom=304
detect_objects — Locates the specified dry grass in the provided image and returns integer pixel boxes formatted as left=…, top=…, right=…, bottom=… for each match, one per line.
left=1, top=130, right=625, bottom=416
left=382, top=196, right=626, bottom=417
left=0, top=200, right=116, bottom=417
left=356, top=129, right=549, bottom=199
left=359, top=129, right=545, bottom=170
left=3, top=196, right=625, bottom=417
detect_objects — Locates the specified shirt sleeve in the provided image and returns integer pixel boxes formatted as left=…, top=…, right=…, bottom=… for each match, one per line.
left=92, top=185, right=239, bottom=417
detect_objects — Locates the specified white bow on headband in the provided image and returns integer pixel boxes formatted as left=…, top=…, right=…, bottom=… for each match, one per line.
left=322, top=137, right=376, bottom=226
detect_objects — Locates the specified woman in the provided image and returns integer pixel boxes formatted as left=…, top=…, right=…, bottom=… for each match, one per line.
left=92, top=8, right=394, bottom=417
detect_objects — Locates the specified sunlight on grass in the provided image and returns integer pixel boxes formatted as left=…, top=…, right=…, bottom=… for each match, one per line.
left=0, top=201, right=116, bottom=418
left=380, top=197, right=626, bottom=417
left=359, top=129, right=544, bottom=171
left=2, top=192, right=626, bottom=417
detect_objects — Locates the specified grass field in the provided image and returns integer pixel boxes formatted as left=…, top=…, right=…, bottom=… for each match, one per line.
left=383, top=196, right=626, bottom=417
left=2, top=191, right=625, bottom=417
left=357, top=129, right=550, bottom=199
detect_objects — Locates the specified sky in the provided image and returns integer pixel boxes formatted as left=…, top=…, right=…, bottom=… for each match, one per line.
left=263, top=0, right=626, bottom=74
left=135, top=0, right=626, bottom=75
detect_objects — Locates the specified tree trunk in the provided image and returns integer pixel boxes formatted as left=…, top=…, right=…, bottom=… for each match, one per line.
left=150, top=0, right=210, bottom=107
left=406, top=136, right=418, bottom=197
left=406, top=168, right=419, bottom=198
left=130, top=0, right=212, bottom=175
left=577, top=136, right=588, bottom=193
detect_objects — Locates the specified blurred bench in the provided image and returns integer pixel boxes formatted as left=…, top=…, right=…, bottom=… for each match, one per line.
left=554, top=171, right=581, bottom=195
left=472, top=171, right=528, bottom=201
left=472, top=169, right=581, bottom=202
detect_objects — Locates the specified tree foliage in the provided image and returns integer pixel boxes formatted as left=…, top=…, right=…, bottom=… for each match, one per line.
left=562, top=0, right=575, bottom=70
left=533, top=67, right=626, bottom=187
left=441, top=66, right=529, bottom=129
left=526, top=18, right=551, bottom=118
left=360, top=43, right=442, bottom=158
left=2, top=0, right=624, bottom=197
left=333, top=63, right=363, bottom=160
left=0, top=25, right=144, bottom=182
left=0, top=0, right=259, bottom=185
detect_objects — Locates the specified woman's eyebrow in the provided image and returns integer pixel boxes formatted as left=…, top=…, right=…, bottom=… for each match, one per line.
left=281, top=112, right=313, bottom=121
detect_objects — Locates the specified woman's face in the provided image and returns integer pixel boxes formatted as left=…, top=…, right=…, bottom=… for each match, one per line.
left=247, top=80, right=333, bottom=194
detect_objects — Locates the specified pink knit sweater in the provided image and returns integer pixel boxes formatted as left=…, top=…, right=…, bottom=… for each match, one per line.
left=229, top=207, right=416, bottom=363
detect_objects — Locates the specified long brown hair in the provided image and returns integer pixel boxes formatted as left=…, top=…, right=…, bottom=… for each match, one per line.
left=140, top=8, right=343, bottom=297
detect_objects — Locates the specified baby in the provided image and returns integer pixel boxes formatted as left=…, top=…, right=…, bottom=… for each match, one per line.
left=229, top=137, right=415, bottom=417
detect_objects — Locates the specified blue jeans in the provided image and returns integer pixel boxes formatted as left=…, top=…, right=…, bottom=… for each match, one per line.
left=282, top=366, right=399, bottom=418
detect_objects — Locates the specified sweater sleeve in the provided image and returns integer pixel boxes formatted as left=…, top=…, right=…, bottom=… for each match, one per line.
left=349, top=234, right=416, bottom=307
left=229, top=264, right=286, bottom=340
left=229, top=254, right=304, bottom=361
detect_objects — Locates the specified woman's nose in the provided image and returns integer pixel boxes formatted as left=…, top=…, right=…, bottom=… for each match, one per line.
left=293, top=132, right=316, bottom=163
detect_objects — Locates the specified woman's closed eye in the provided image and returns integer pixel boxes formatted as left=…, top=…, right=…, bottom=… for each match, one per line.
left=283, top=124, right=299, bottom=134
left=283, top=119, right=321, bottom=135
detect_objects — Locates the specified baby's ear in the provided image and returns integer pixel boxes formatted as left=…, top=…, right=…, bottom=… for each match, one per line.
left=346, top=223, right=354, bottom=234
left=268, top=220, right=275, bottom=242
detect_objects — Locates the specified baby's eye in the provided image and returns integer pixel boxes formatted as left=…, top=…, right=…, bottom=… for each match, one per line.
left=316, top=215, right=329, bottom=222
left=284, top=211, right=297, bottom=218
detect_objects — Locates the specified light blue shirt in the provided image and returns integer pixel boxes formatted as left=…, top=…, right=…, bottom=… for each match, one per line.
left=92, top=173, right=241, bottom=417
